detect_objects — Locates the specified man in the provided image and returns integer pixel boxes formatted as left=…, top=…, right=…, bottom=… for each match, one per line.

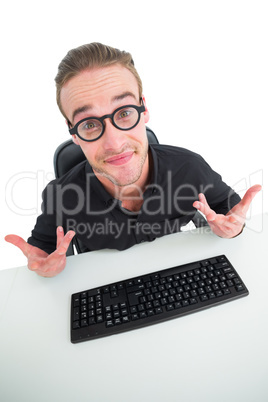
left=5, top=43, right=261, bottom=277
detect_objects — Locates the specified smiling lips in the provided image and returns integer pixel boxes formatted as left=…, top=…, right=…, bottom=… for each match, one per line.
left=105, top=151, right=134, bottom=166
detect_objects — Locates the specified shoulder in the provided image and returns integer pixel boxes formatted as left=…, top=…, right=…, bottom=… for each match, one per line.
left=149, top=143, right=221, bottom=187
left=57, top=160, right=89, bottom=184
left=150, top=143, right=209, bottom=168
left=43, top=160, right=89, bottom=196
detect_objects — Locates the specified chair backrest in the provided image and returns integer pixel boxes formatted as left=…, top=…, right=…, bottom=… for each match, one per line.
left=54, top=126, right=159, bottom=178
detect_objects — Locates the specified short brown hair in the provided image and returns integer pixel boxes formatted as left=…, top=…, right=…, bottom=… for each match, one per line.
left=55, top=42, right=143, bottom=119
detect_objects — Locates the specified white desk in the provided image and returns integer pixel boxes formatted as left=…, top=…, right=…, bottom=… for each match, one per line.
left=1, top=214, right=268, bottom=402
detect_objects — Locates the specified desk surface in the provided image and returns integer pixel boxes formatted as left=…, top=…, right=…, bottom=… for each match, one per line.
left=1, top=214, right=268, bottom=402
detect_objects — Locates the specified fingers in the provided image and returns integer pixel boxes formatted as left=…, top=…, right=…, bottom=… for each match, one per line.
left=238, top=184, right=262, bottom=213
left=193, top=192, right=254, bottom=238
left=193, top=193, right=216, bottom=222
left=193, top=193, right=243, bottom=238
left=5, top=228, right=75, bottom=278
left=5, top=234, right=31, bottom=258
left=27, top=230, right=75, bottom=277
left=56, top=226, right=65, bottom=249
left=56, top=230, right=76, bottom=256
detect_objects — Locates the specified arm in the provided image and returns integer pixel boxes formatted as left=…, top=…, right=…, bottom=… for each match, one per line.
left=193, top=184, right=262, bottom=238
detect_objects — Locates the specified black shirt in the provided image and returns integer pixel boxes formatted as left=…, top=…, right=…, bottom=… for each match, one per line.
left=28, top=144, right=240, bottom=254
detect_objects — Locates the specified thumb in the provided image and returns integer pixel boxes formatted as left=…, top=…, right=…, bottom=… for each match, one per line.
left=239, top=184, right=262, bottom=212
left=5, top=234, right=30, bottom=258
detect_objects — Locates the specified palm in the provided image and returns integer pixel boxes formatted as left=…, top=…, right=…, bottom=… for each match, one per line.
left=5, top=227, right=75, bottom=277
left=193, top=184, right=262, bottom=238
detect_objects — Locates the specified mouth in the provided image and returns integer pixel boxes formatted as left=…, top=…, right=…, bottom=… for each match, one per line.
left=104, top=151, right=134, bottom=166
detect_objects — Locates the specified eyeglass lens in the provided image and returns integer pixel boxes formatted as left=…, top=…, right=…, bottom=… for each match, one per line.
left=77, top=106, right=139, bottom=141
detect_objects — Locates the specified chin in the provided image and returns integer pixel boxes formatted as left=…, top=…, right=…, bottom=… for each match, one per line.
left=102, top=168, right=143, bottom=187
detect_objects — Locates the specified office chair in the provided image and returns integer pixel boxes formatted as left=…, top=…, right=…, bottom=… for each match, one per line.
left=53, top=127, right=207, bottom=255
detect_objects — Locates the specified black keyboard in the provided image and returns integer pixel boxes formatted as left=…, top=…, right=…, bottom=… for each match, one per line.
left=71, top=255, right=249, bottom=343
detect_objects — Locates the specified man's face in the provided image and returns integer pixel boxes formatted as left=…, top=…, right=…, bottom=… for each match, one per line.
left=60, top=64, right=150, bottom=188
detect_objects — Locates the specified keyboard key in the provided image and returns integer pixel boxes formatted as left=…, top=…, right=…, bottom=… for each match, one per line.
left=134, top=278, right=143, bottom=285
left=209, top=258, right=218, bottom=265
left=73, top=307, right=80, bottom=321
left=106, top=312, right=112, bottom=320
left=88, top=288, right=101, bottom=297
left=190, top=298, right=198, bottom=304
left=138, top=304, right=145, bottom=312
left=115, top=318, right=122, bottom=325
left=73, top=297, right=80, bottom=307
left=97, top=315, right=103, bottom=323
left=88, top=317, right=96, bottom=325
left=128, top=291, right=143, bottom=306
left=166, top=304, right=174, bottom=311
left=73, top=321, right=80, bottom=329
left=222, top=267, right=232, bottom=273
left=214, top=261, right=229, bottom=269
left=113, top=311, right=120, bottom=318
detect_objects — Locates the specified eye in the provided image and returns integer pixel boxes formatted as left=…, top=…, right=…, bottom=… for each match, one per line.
left=80, top=119, right=102, bottom=132
left=83, top=121, right=96, bottom=130
left=114, top=107, right=138, bottom=128
left=116, top=108, right=134, bottom=121
left=119, top=110, right=131, bottom=119
left=77, top=118, right=103, bottom=140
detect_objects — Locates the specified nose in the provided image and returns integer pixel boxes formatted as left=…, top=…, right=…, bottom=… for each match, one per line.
left=101, top=118, right=127, bottom=151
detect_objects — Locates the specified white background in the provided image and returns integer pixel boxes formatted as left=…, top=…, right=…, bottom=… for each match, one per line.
left=1, top=0, right=267, bottom=270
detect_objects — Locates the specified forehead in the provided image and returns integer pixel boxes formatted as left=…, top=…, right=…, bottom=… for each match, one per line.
left=60, top=64, right=139, bottom=120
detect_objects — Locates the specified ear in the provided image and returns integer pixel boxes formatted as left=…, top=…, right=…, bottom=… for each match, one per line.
left=72, top=135, right=80, bottom=145
left=142, top=95, right=150, bottom=124
left=65, top=119, right=80, bottom=146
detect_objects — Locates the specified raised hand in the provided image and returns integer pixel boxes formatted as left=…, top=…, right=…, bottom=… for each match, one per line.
left=193, top=184, right=262, bottom=238
left=5, top=227, right=75, bottom=277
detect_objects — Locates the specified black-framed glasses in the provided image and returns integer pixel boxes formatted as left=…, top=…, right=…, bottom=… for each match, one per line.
left=69, top=98, right=145, bottom=142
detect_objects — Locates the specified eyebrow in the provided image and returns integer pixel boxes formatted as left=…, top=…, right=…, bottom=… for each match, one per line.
left=71, top=91, right=138, bottom=123
left=111, top=91, right=137, bottom=103
left=72, top=105, right=92, bottom=123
